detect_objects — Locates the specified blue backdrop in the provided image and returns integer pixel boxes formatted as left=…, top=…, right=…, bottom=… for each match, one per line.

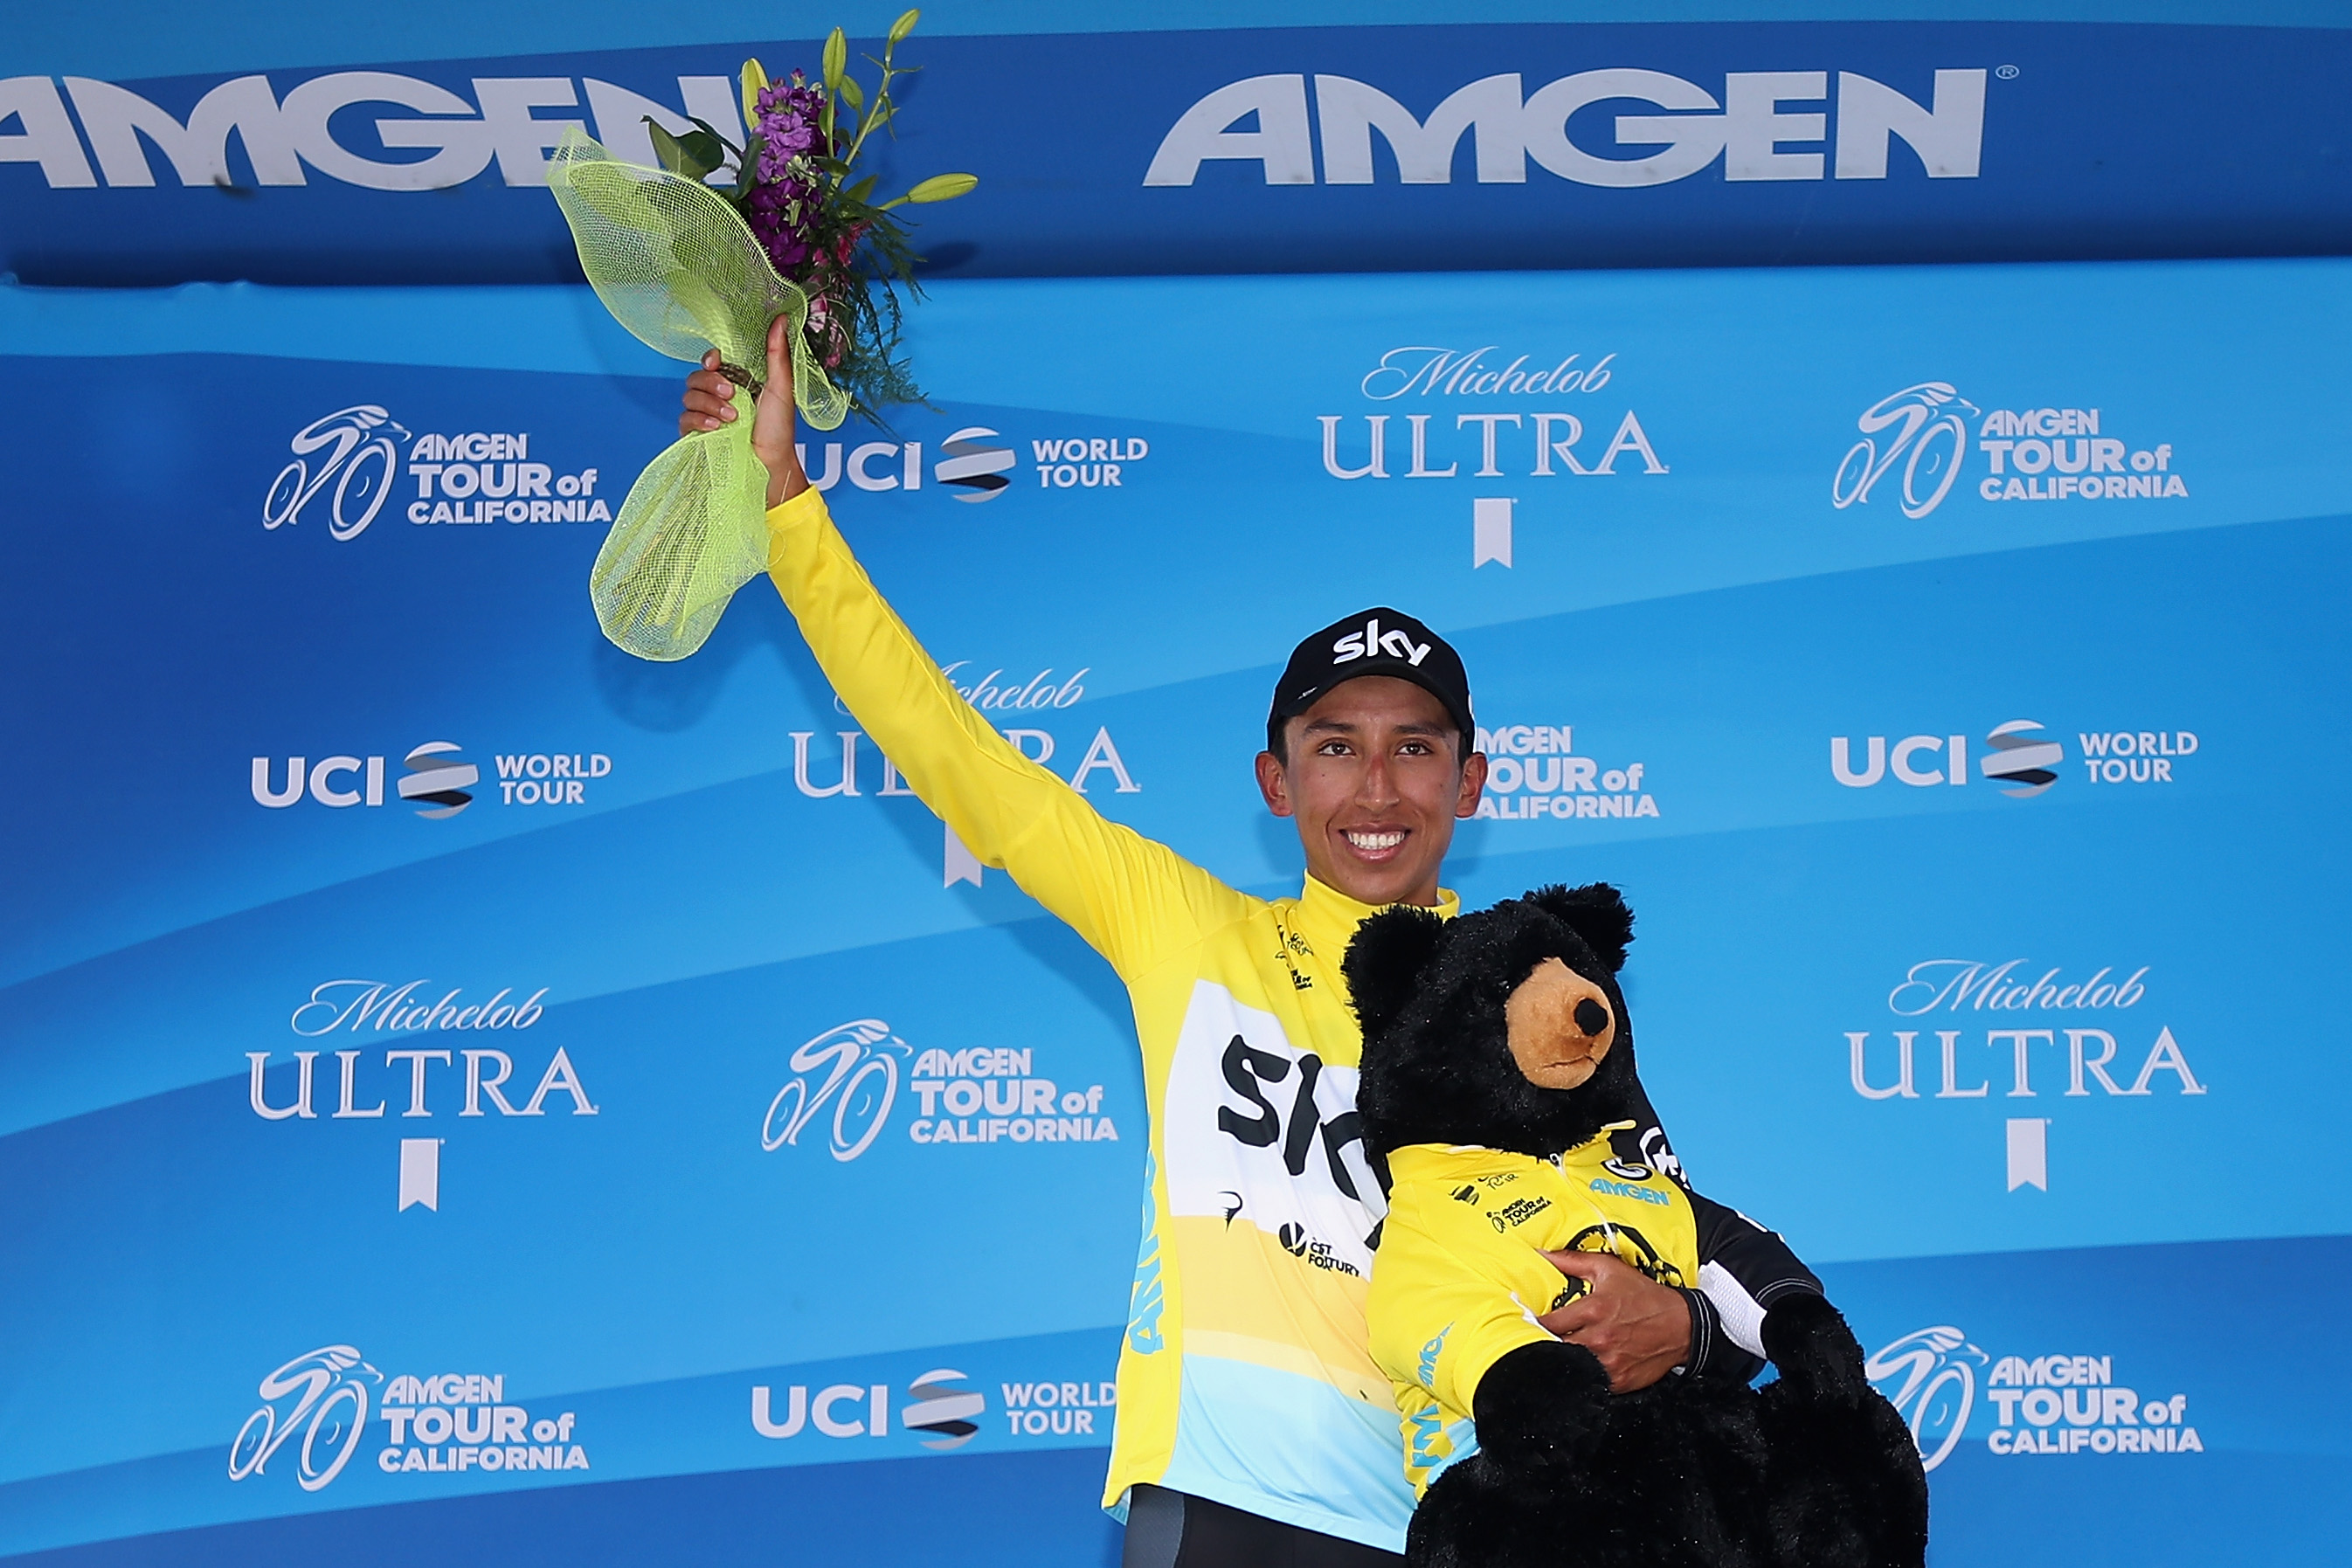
left=2, top=4, right=2349, bottom=1565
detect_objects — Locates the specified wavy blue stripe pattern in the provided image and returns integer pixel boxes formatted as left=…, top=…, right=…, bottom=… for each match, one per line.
left=3, top=259, right=2349, bottom=1561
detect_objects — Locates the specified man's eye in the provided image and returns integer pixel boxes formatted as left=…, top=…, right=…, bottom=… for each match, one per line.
left=1318, top=741, right=1352, bottom=756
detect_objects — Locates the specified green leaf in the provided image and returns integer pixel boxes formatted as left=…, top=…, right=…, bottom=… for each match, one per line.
left=845, top=174, right=878, bottom=205
left=728, top=129, right=765, bottom=198
left=739, top=59, right=767, bottom=124
left=836, top=73, right=864, bottom=110
left=889, top=9, right=921, bottom=43
left=821, top=27, right=847, bottom=91
left=901, top=171, right=978, bottom=204
left=685, top=116, right=744, bottom=156
left=676, top=127, right=728, bottom=175
left=642, top=118, right=715, bottom=179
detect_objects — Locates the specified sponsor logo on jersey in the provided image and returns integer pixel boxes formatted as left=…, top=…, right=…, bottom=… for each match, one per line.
left=1589, top=1177, right=1671, bottom=1206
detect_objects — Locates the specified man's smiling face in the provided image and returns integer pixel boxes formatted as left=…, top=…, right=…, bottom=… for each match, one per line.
left=1256, top=675, right=1488, bottom=908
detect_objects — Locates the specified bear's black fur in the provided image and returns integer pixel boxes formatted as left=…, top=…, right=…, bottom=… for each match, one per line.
left=1347, top=884, right=1928, bottom=1568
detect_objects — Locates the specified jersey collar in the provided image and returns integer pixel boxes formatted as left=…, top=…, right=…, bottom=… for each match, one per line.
left=1293, top=874, right=1461, bottom=966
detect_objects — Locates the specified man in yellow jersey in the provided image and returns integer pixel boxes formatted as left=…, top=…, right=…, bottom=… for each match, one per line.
left=679, top=323, right=1829, bottom=1568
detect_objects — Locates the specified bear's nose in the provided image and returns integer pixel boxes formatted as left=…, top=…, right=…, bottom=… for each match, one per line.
left=1574, top=998, right=1610, bottom=1039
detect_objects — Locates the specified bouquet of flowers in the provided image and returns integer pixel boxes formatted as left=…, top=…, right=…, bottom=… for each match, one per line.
left=546, top=10, right=974, bottom=660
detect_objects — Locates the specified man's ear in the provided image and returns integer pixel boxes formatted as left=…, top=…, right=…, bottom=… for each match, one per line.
left=1255, top=749, right=1295, bottom=818
left=1452, top=749, right=1488, bottom=819
left=1523, top=883, right=1635, bottom=974
left=1344, top=906, right=1449, bottom=1042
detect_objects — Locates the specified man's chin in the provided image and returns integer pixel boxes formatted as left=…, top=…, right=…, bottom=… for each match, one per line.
left=1316, top=860, right=1431, bottom=907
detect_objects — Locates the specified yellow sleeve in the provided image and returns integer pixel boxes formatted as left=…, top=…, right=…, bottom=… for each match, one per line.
left=1373, top=1212, right=1567, bottom=1426
left=764, top=487, right=1249, bottom=980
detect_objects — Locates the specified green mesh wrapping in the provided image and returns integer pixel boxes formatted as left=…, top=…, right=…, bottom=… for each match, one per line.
left=545, top=128, right=847, bottom=660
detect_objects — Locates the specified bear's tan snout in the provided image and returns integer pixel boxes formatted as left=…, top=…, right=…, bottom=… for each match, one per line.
left=1505, top=957, right=1616, bottom=1090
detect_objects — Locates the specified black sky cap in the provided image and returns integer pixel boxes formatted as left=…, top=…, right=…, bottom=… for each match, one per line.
left=1267, top=607, right=1477, bottom=757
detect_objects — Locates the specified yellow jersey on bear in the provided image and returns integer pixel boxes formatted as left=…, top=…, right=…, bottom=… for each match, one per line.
left=1367, top=1123, right=1700, bottom=1496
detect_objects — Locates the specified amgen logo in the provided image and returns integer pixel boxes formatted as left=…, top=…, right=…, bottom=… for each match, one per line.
left=1147, top=68, right=1985, bottom=189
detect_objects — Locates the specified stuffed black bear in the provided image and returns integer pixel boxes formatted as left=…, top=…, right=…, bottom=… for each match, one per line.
left=1345, top=883, right=1927, bottom=1568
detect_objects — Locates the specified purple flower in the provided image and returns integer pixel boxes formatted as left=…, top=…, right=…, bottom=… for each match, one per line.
left=742, top=71, right=832, bottom=280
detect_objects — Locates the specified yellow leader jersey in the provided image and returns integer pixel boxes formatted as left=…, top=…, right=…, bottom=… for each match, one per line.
left=1366, top=1129, right=1701, bottom=1497
left=765, top=487, right=1449, bottom=1551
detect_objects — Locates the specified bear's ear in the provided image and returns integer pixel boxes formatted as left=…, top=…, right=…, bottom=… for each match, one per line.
left=1524, top=882, right=1635, bottom=974
left=1344, top=905, right=1449, bottom=1042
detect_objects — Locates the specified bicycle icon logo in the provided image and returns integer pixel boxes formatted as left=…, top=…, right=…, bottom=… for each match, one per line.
left=264, top=406, right=410, bottom=541
left=228, top=1344, right=383, bottom=1492
left=1866, top=1325, right=1987, bottom=1473
left=1832, top=383, right=1980, bottom=520
left=763, top=1019, right=910, bottom=1163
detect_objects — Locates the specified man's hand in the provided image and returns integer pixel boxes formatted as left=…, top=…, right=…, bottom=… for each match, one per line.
left=677, top=315, right=806, bottom=508
left=1534, top=1250, right=1692, bottom=1393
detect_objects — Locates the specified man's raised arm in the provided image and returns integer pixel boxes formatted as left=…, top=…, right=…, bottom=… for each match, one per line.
left=680, top=320, right=1242, bottom=981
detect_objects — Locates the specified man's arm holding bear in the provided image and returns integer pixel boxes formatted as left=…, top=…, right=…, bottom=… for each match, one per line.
left=1563, top=1077, right=1826, bottom=1386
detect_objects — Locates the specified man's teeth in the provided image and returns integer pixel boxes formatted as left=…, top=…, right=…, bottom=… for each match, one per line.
left=1345, top=831, right=1405, bottom=851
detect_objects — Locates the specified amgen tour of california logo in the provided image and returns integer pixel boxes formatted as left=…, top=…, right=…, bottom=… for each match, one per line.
left=1833, top=383, right=2188, bottom=520
left=1868, top=1325, right=2203, bottom=1468
left=762, top=1020, right=1117, bottom=1162
left=265, top=407, right=614, bottom=537
left=228, top=1346, right=384, bottom=1491
left=228, top=1345, right=588, bottom=1490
